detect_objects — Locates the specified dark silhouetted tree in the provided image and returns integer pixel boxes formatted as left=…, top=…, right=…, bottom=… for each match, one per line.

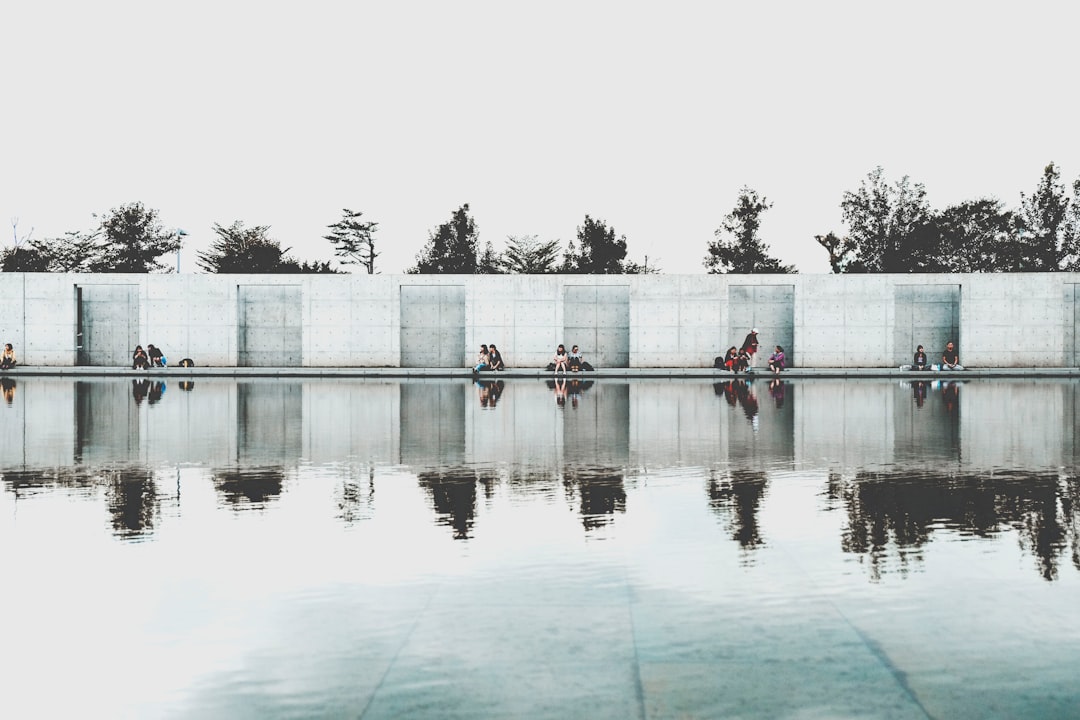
left=561, top=215, right=628, bottom=274
left=502, top=234, right=561, bottom=274
left=93, top=201, right=181, bottom=272
left=477, top=240, right=503, bottom=274
left=934, top=199, right=1016, bottom=272
left=705, top=187, right=794, bottom=274
left=199, top=221, right=304, bottom=273
left=1016, top=162, right=1073, bottom=271
left=839, top=167, right=934, bottom=272
left=324, top=208, right=378, bottom=274
left=409, top=204, right=479, bottom=274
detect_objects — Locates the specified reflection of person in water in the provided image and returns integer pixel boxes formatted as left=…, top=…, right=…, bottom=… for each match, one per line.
left=1, top=377, right=15, bottom=405
left=941, top=381, right=959, bottom=414
left=913, top=380, right=928, bottom=408
left=768, top=378, right=785, bottom=408
left=735, top=379, right=759, bottom=429
left=179, top=381, right=195, bottom=392
left=132, top=378, right=150, bottom=404
left=476, top=379, right=504, bottom=408
left=554, top=376, right=567, bottom=408
left=148, top=381, right=166, bottom=405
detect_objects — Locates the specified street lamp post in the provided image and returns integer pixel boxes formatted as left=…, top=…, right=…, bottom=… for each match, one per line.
left=175, top=228, right=188, bottom=273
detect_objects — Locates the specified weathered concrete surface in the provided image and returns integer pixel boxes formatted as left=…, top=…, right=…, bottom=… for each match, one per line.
left=0, top=272, right=1076, bottom=368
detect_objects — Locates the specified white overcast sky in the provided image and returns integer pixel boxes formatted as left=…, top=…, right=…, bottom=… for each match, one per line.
left=2, top=0, right=1078, bottom=274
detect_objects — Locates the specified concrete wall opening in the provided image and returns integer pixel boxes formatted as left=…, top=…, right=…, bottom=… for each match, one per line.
left=893, top=284, right=960, bottom=365
left=564, top=285, right=630, bottom=368
left=400, top=285, right=466, bottom=367
left=76, top=284, right=139, bottom=366
left=238, top=285, right=302, bottom=367
left=728, top=285, right=795, bottom=366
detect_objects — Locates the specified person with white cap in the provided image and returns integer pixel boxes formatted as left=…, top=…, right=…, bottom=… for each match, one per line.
left=740, top=328, right=760, bottom=368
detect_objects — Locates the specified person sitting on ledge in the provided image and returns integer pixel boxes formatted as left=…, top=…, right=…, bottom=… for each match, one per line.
left=147, top=344, right=166, bottom=367
left=912, top=345, right=930, bottom=371
left=132, top=345, right=150, bottom=370
left=473, top=344, right=490, bottom=374
left=568, top=345, right=593, bottom=371
left=768, top=345, right=786, bottom=374
left=553, top=344, right=568, bottom=374
left=488, top=343, right=505, bottom=370
left=941, top=340, right=964, bottom=370
left=0, top=343, right=16, bottom=370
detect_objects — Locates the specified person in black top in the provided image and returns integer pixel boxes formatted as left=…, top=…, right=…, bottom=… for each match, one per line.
left=912, top=345, right=929, bottom=371
left=147, top=344, right=165, bottom=367
left=132, top=345, right=149, bottom=370
left=941, top=340, right=963, bottom=370
left=740, top=328, right=759, bottom=368
left=488, top=344, right=505, bottom=370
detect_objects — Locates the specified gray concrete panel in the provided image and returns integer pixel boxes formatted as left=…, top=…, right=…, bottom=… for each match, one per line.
left=564, top=284, right=629, bottom=368
left=894, top=284, right=960, bottom=366
left=238, top=285, right=301, bottom=367
left=400, top=285, right=465, bottom=368
left=400, top=382, right=466, bottom=468
left=728, top=285, right=794, bottom=366
left=78, top=284, right=138, bottom=366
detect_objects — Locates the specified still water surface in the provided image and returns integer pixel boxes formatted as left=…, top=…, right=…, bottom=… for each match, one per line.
left=0, top=377, right=1077, bottom=719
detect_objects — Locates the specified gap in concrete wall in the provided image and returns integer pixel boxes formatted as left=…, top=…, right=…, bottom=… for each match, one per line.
left=893, top=284, right=960, bottom=365
left=77, top=284, right=139, bottom=366
left=727, top=285, right=794, bottom=366
left=564, top=285, right=630, bottom=368
left=238, top=285, right=302, bottom=367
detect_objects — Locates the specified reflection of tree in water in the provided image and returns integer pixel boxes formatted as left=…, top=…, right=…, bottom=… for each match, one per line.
left=837, top=471, right=1080, bottom=581
left=417, top=468, right=482, bottom=539
left=1, top=469, right=96, bottom=498
left=708, top=469, right=768, bottom=551
left=562, top=468, right=626, bottom=531
left=213, top=467, right=285, bottom=509
left=106, top=468, right=159, bottom=539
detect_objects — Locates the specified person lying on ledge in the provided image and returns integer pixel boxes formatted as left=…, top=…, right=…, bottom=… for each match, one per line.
left=941, top=341, right=964, bottom=370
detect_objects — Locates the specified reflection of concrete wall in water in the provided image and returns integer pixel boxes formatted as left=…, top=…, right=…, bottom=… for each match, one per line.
left=960, top=382, right=1065, bottom=470
left=78, top=284, right=139, bottom=366
left=892, top=380, right=961, bottom=464
left=237, top=383, right=303, bottom=465
left=628, top=380, right=794, bottom=471
left=563, top=382, right=629, bottom=469
left=0, top=380, right=76, bottom=469
left=76, top=380, right=140, bottom=463
left=564, top=285, right=630, bottom=368
left=238, top=285, right=302, bottom=367
left=728, top=285, right=795, bottom=366
left=303, top=382, right=400, bottom=465
left=796, top=382, right=897, bottom=469
left=400, top=383, right=466, bottom=468
left=466, top=381, right=560, bottom=474
left=893, top=285, right=960, bottom=366
left=400, top=285, right=465, bottom=368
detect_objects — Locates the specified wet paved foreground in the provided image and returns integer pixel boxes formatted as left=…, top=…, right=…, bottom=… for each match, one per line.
left=1, top=377, right=1078, bottom=718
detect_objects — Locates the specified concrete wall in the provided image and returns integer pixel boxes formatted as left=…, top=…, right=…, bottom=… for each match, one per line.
left=0, top=272, right=1076, bottom=368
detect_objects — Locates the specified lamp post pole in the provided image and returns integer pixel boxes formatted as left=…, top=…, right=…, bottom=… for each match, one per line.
left=175, top=228, right=188, bottom=273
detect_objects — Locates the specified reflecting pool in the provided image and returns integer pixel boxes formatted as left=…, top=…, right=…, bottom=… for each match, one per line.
left=1, top=377, right=1078, bottom=719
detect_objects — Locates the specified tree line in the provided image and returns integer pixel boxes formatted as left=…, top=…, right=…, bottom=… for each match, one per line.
left=3, top=162, right=1077, bottom=274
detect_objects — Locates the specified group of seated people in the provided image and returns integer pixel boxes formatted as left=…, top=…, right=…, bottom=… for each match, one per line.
left=549, top=344, right=593, bottom=373
left=473, top=344, right=505, bottom=373
left=716, top=344, right=786, bottom=374
left=907, top=341, right=963, bottom=371
left=132, top=344, right=167, bottom=369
